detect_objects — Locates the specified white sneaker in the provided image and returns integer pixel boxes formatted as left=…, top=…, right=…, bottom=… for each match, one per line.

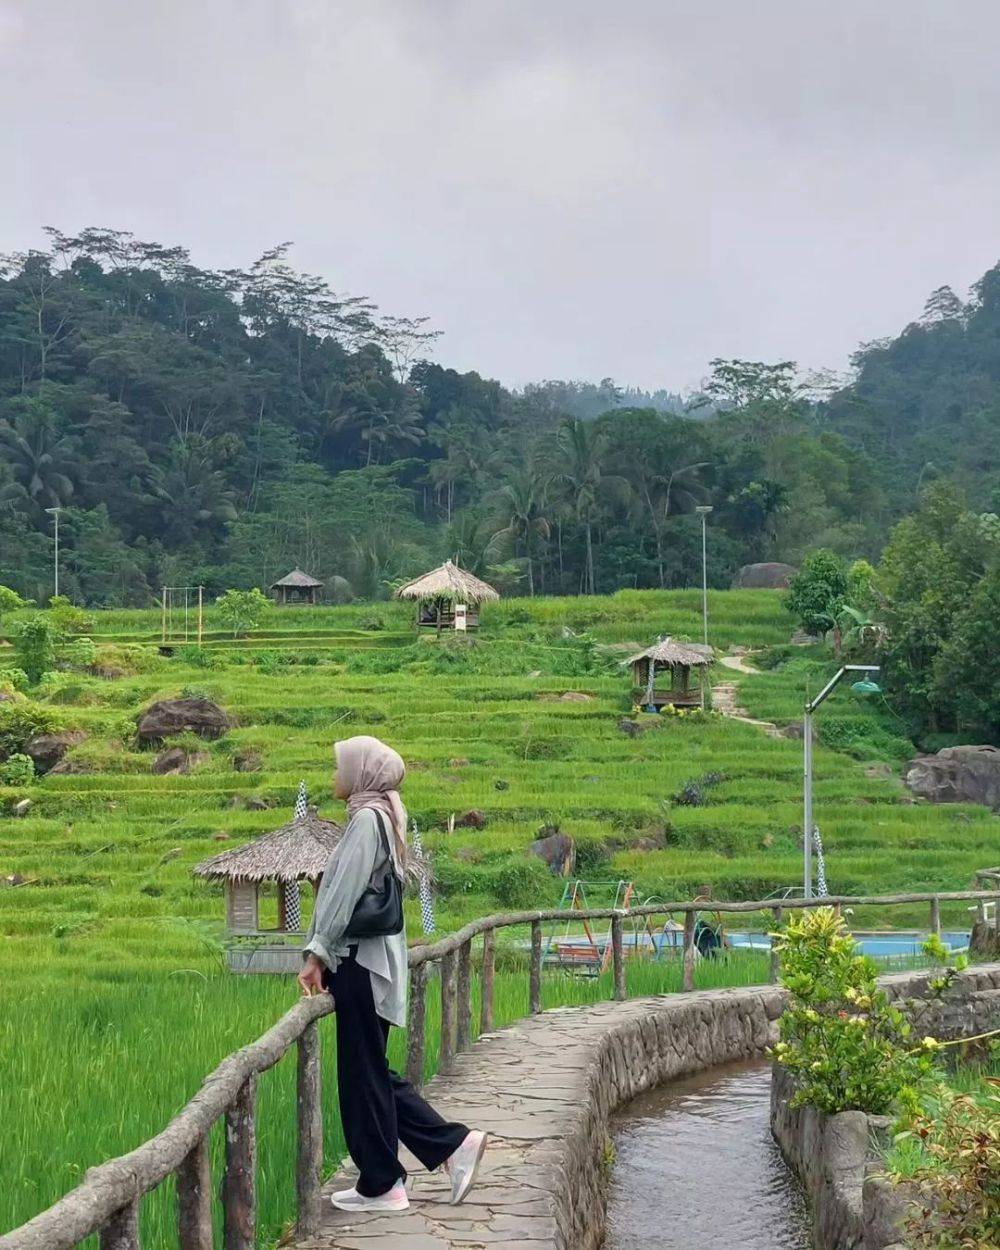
left=330, top=1180, right=409, bottom=1212
left=445, top=1130, right=488, bottom=1205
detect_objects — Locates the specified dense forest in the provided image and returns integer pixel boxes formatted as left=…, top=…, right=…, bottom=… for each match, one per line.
left=0, top=227, right=997, bottom=606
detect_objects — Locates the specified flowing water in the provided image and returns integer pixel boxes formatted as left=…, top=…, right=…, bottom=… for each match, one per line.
left=604, top=1060, right=813, bottom=1249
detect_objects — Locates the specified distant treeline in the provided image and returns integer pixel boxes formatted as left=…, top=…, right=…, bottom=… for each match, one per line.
left=0, top=226, right=997, bottom=605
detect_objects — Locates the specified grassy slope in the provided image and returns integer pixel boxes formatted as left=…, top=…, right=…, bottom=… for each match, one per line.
left=1, top=589, right=996, bottom=1243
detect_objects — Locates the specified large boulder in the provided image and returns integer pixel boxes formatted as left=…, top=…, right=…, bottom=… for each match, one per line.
left=731, top=562, right=798, bottom=590
left=152, top=747, right=207, bottom=776
left=904, top=745, right=1000, bottom=811
left=528, top=831, right=576, bottom=876
left=24, top=730, right=87, bottom=773
left=137, top=698, right=230, bottom=743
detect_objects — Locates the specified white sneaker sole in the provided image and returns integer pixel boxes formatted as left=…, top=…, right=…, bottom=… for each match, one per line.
left=451, top=1132, right=489, bottom=1205
left=330, top=1192, right=409, bottom=1213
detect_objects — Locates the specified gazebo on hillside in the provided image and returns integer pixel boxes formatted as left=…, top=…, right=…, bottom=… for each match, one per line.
left=270, top=568, right=323, bottom=606
left=395, top=560, right=500, bottom=632
left=625, top=637, right=714, bottom=711
left=193, top=806, right=342, bottom=973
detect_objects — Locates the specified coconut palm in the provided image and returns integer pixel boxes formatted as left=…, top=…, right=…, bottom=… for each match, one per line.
left=551, top=418, right=631, bottom=594
left=0, top=403, right=75, bottom=521
left=489, top=470, right=551, bottom=595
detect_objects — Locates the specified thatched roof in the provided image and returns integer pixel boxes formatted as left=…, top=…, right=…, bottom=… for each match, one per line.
left=271, top=568, right=323, bottom=589
left=624, top=637, right=714, bottom=669
left=193, top=806, right=431, bottom=886
left=394, top=560, right=500, bottom=604
left=194, top=808, right=342, bottom=884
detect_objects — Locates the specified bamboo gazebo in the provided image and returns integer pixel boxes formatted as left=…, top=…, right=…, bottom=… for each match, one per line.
left=625, top=638, right=714, bottom=710
left=394, top=560, right=499, bottom=632
left=193, top=806, right=342, bottom=973
left=270, top=568, right=323, bottom=606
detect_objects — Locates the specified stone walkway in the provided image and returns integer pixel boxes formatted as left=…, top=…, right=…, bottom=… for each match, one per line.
left=714, top=656, right=782, bottom=737
left=290, top=988, right=783, bottom=1250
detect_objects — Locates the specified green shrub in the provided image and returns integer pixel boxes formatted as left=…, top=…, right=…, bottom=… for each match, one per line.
left=10, top=613, right=59, bottom=684
left=0, top=701, right=63, bottom=759
left=0, top=753, right=35, bottom=785
left=215, top=588, right=270, bottom=638
left=48, top=597, right=96, bottom=635
left=772, top=907, right=933, bottom=1116
left=0, top=667, right=29, bottom=693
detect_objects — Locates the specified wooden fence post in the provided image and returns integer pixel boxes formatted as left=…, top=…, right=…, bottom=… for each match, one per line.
left=769, top=907, right=783, bottom=984
left=406, top=961, right=427, bottom=1087
left=929, top=895, right=941, bottom=940
left=529, top=920, right=543, bottom=1014
left=611, top=914, right=626, bottom=1001
left=100, top=1200, right=140, bottom=1250
left=176, top=1137, right=212, bottom=1250
left=222, top=1075, right=256, bottom=1250
left=439, top=951, right=457, bottom=1072
left=480, top=928, right=495, bottom=1035
left=682, top=909, right=697, bottom=992
left=295, top=1021, right=323, bottom=1238
left=456, top=939, right=472, bottom=1051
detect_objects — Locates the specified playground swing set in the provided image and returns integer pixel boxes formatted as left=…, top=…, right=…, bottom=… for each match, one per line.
left=543, top=880, right=729, bottom=975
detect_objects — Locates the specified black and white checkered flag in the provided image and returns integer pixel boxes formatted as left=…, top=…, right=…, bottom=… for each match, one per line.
left=285, top=781, right=308, bottom=931
left=410, top=820, right=436, bottom=935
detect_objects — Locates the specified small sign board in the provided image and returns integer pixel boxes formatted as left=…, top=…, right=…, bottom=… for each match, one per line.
left=454, top=602, right=468, bottom=631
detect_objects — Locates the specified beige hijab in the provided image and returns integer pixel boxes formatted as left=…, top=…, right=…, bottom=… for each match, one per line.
left=334, top=735, right=407, bottom=872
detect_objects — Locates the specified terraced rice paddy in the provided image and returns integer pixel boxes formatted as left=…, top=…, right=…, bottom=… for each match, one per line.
left=0, top=588, right=995, bottom=1245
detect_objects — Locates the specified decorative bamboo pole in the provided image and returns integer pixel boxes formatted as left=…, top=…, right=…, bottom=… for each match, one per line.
left=611, top=914, right=626, bottom=1001
left=480, top=928, right=495, bottom=1034
left=176, top=1137, right=212, bottom=1250
left=529, top=920, right=543, bottom=1014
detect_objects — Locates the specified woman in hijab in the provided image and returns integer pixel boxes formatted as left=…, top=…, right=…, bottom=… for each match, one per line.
left=299, top=735, right=487, bottom=1213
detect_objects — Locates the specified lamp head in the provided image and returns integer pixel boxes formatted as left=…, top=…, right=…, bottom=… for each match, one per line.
left=694, top=505, right=713, bottom=516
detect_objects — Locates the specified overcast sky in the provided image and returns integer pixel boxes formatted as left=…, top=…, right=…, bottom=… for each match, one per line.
left=3, top=1, right=1000, bottom=392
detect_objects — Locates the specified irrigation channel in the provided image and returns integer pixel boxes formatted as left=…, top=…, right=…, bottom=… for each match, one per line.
left=604, top=1060, right=812, bottom=1250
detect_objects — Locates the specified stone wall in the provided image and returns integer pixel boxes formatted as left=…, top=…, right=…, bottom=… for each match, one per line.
left=771, top=962, right=1000, bottom=1250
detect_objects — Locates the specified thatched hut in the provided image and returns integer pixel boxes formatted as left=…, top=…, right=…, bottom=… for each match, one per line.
left=625, top=638, right=713, bottom=710
left=394, top=560, right=499, bottom=632
left=270, top=568, right=323, bottom=605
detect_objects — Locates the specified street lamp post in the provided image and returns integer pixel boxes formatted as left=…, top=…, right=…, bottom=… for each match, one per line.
left=802, top=664, right=880, bottom=897
left=45, top=506, right=62, bottom=599
left=695, top=505, right=713, bottom=647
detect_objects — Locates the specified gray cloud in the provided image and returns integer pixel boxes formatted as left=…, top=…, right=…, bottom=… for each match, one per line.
left=3, top=0, right=999, bottom=390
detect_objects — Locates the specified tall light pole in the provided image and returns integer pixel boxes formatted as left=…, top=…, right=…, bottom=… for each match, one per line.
left=803, top=664, right=880, bottom=897
left=45, top=506, right=62, bottom=599
left=695, top=505, right=713, bottom=646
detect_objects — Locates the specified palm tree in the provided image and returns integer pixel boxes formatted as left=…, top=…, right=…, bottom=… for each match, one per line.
left=489, top=470, right=551, bottom=595
left=0, top=402, right=75, bottom=521
left=551, top=419, right=630, bottom=594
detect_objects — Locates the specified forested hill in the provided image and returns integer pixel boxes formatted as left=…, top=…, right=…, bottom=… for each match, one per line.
left=822, top=267, right=1000, bottom=513
left=0, top=227, right=995, bottom=606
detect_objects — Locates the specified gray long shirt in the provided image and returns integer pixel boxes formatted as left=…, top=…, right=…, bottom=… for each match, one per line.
left=303, top=807, right=408, bottom=1027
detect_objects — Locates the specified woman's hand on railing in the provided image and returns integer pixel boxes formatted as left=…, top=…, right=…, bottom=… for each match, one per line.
left=298, top=954, right=326, bottom=998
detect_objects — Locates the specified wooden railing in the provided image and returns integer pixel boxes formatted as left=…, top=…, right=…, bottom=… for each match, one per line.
left=3, top=886, right=999, bottom=1250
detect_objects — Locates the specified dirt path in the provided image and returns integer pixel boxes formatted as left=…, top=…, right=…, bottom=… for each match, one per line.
left=714, top=653, right=783, bottom=738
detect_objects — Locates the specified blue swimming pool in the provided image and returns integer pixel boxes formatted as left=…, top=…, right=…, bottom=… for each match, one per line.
left=724, top=931, right=969, bottom=958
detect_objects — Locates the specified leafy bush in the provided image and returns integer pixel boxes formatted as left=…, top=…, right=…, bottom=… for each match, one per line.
left=60, top=636, right=96, bottom=669
left=215, top=588, right=270, bottom=638
left=0, top=667, right=29, bottom=693
left=10, top=613, right=59, bottom=684
left=47, top=597, right=95, bottom=635
left=0, top=753, right=35, bottom=785
left=771, top=907, right=933, bottom=1115
left=0, top=701, right=62, bottom=759
left=672, top=771, right=727, bottom=806
left=898, top=1087, right=1000, bottom=1249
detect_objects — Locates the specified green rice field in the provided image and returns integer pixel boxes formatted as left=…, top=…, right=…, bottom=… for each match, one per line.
left=1, top=588, right=996, bottom=1245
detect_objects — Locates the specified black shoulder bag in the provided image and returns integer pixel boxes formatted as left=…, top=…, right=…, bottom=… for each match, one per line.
left=344, top=811, right=404, bottom=939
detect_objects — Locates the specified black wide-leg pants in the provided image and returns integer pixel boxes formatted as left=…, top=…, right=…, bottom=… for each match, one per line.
left=325, top=948, right=469, bottom=1197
